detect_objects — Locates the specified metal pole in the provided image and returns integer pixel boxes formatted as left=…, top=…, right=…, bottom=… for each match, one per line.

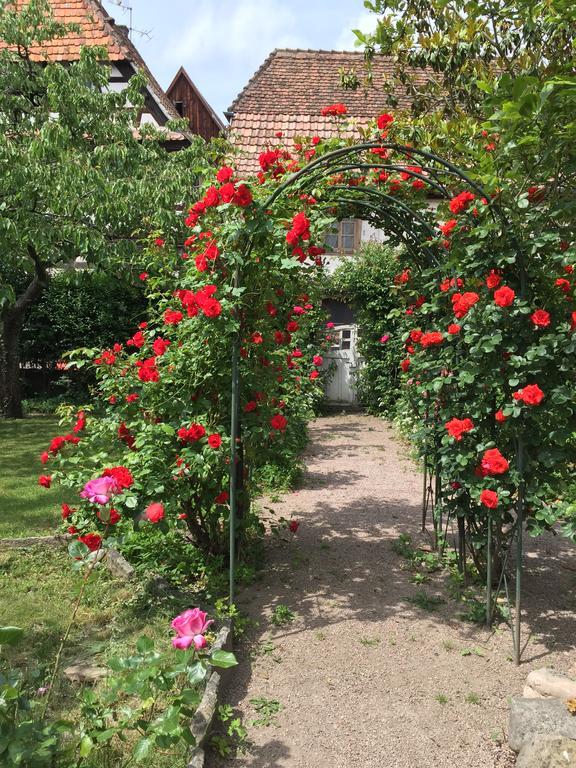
left=514, top=440, right=525, bottom=665
left=486, top=513, right=492, bottom=629
left=228, top=267, right=241, bottom=607
left=421, top=459, right=428, bottom=531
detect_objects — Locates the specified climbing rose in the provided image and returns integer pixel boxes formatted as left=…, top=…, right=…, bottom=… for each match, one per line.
left=271, top=413, right=287, bottom=430
left=207, top=434, right=222, bottom=449
left=400, top=359, right=410, bottom=372
left=215, top=491, right=229, bottom=505
left=178, top=423, right=206, bottom=443
left=376, top=113, right=394, bottom=130
left=439, top=219, right=458, bottom=236
left=78, top=533, right=102, bottom=552
left=61, top=503, right=74, bottom=519
left=164, top=309, right=183, bottom=325
left=447, top=324, right=461, bottom=335
left=321, top=103, right=347, bottom=117
left=233, top=184, right=253, bottom=207
left=530, top=309, right=550, bottom=328
left=40, top=451, right=49, bottom=465
left=481, top=448, right=509, bottom=476
left=102, top=466, right=133, bottom=490
left=136, top=357, right=159, bottom=383
left=486, top=270, right=502, bottom=289
left=420, top=331, right=443, bottom=347
left=145, top=502, right=165, bottom=523
left=480, top=490, right=498, bottom=509
left=513, top=384, right=544, bottom=406
left=38, top=475, right=52, bottom=488
left=445, top=418, right=474, bottom=441
left=313, top=355, right=323, bottom=366
left=556, top=277, right=571, bottom=294
left=451, top=292, right=479, bottom=318
left=449, top=190, right=475, bottom=214
left=152, top=338, right=171, bottom=356
left=309, top=370, right=319, bottom=380
left=171, top=608, right=213, bottom=650
left=409, top=329, right=423, bottom=343
left=494, top=286, right=515, bottom=307
left=216, top=166, right=234, bottom=183
left=495, top=410, right=507, bottom=423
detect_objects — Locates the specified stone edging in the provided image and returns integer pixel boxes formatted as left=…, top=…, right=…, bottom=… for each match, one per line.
left=1, top=534, right=235, bottom=767
left=187, top=622, right=233, bottom=768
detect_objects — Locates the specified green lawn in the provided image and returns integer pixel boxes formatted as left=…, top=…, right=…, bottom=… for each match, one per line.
left=0, top=416, right=69, bottom=538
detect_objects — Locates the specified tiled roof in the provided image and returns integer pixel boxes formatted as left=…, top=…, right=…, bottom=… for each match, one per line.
left=3, top=1, right=184, bottom=125
left=20, top=0, right=126, bottom=61
left=228, top=49, right=431, bottom=176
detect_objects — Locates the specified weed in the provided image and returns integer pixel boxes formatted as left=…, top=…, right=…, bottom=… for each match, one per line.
left=270, top=604, right=295, bottom=627
left=391, top=533, right=414, bottom=559
left=210, top=706, right=250, bottom=756
left=435, top=693, right=449, bottom=705
left=359, top=636, right=381, bottom=647
left=442, top=640, right=455, bottom=651
left=408, top=591, right=445, bottom=612
left=249, top=697, right=282, bottom=727
left=465, top=692, right=481, bottom=705
left=314, top=631, right=326, bottom=641
left=410, top=571, right=429, bottom=585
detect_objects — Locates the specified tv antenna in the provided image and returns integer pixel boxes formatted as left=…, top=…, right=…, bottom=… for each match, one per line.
left=106, top=0, right=152, bottom=41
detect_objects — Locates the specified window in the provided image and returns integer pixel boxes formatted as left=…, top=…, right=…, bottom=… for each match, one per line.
left=174, top=100, right=185, bottom=117
left=324, top=219, right=358, bottom=253
left=330, top=327, right=352, bottom=351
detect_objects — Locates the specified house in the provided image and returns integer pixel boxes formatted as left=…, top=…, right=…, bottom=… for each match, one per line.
left=228, top=49, right=426, bottom=405
left=6, top=0, right=220, bottom=148
left=166, top=67, right=225, bottom=142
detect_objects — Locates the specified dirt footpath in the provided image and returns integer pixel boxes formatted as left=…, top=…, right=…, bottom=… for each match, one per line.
left=208, top=414, right=576, bottom=768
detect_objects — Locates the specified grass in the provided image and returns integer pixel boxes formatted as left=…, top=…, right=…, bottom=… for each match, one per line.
left=270, top=604, right=295, bottom=627
left=0, top=545, right=206, bottom=767
left=0, top=416, right=69, bottom=538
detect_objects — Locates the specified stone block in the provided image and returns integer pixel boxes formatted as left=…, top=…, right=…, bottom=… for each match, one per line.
left=526, top=668, right=576, bottom=701
left=509, top=698, right=576, bottom=752
left=516, top=733, right=576, bottom=767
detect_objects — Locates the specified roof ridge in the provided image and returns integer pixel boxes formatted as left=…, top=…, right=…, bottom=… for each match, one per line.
left=166, top=66, right=225, bottom=130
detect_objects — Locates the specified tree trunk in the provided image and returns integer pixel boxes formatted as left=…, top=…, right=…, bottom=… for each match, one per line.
left=0, top=245, right=48, bottom=419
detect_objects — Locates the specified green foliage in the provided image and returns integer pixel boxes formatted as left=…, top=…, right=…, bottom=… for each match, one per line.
left=328, top=242, right=404, bottom=413
left=270, top=605, right=295, bottom=627
left=21, top=270, right=147, bottom=368
left=248, top=697, right=282, bottom=728
left=408, top=591, right=446, bottom=612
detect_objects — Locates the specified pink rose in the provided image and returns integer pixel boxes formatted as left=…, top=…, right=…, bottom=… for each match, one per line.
left=171, top=608, right=213, bottom=650
left=80, top=476, right=119, bottom=505
left=145, top=502, right=165, bottom=523
left=313, top=355, right=323, bottom=366
left=380, top=334, right=390, bottom=343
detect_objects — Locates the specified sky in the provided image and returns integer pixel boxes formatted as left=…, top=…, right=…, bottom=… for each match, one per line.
left=101, top=0, right=378, bottom=119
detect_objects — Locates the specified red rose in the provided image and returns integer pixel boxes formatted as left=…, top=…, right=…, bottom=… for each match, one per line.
left=480, top=448, right=509, bottom=476
left=126, top=393, right=139, bottom=403
left=164, top=309, right=183, bottom=325
left=78, top=533, right=102, bottom=551
left=495, top=410, right=506, bottom=423
left=61, top=503, right=74, bottom=519
left=286, top=321, right=299, bottom=333
left=233, top=184, right=253, bottom=207
left=203, top=185, right=220, bottom=207
left=530, top=309, right=550, bottom=328
left=136, top=357, right=159, bottom=383
left=485, top=270, right=502, bottom=289
left=439, top=219, right=458, bottom=236
left=216, top=166, right=234, bottom=183
left=376, top=113, right=394, bottom=130
left=118, top=421, right=135, bottom=448
left=321, top=103, right=347, bottom=117
left=244, top=400, right=258, bottom=413
left=40, top=451, right=49, bottom=465
left=152, top=338, right=171, bottom=357
left=409, top=329, right=423, bottom=343
left=207, top=434, right=222, bottom=449
left=145, top=502, right=165, bottom=523
left=313, top=355, right=323, bottom=366
left=309, top=370, right=319, bottom=380
left=219, top=182, right=236, bottom=203
left=451, top=292, right=479, bottom=318
left=127, top=330, right=145, bottom=349
left=445, top=417, right=474, bottom=441
left=400, top=359, right=410, bottom=372
left=103, top=466, right=134, bottom=490
left=271, top=413, right=288, bottom=430
left=494, top=286, right=515, bottom=307
left=38, top=475, right=52, bottom=488
left=513, top=383, right=544, bottom=406
left=555, top=277, right=571, bottom=294
left=215, top=491, right=229, bottom=505
left=288, top=519, right=300, bottom=533
left=480, top=489, right=498, bottom=509
left=98, top=508, right=121, bottom=525
left=447, top=323, right=461, bottom=335
left=420, top=331, right=443, bottom=347
left=449, top=190, right=475, bottom=214
left=178, top=423, right=206, bottom=443
left=139, top=272, right=148, bottom=281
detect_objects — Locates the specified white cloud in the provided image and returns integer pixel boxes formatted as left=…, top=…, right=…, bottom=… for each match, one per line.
left=166, top=0, right=307, bottom=67
left=335, top=10, right=379, bottom=51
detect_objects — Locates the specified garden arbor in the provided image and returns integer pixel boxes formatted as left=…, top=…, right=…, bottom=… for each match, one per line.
left=229, top=139, right=554, bottom=666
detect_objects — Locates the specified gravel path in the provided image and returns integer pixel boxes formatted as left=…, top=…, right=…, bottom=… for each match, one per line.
left=209, top=414, right=576, bottom=768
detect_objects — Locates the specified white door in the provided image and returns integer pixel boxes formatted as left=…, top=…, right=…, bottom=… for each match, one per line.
left=323, top=324, right=362, bottom=404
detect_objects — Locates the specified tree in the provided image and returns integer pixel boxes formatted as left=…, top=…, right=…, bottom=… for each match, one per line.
left=0, top=0, right=213, bottom=417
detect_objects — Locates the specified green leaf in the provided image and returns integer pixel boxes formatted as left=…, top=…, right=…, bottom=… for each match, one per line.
left=68, top=540, right=89, bottom=559
left=209, top=650, right=238, bottom=669
left=133, top=737, right=152, bottom=762
left=80, top=735, right=93, bottom=758
left=0, top=626, right=24, bottom=646
left=136, top=636, right=154, bottom=653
